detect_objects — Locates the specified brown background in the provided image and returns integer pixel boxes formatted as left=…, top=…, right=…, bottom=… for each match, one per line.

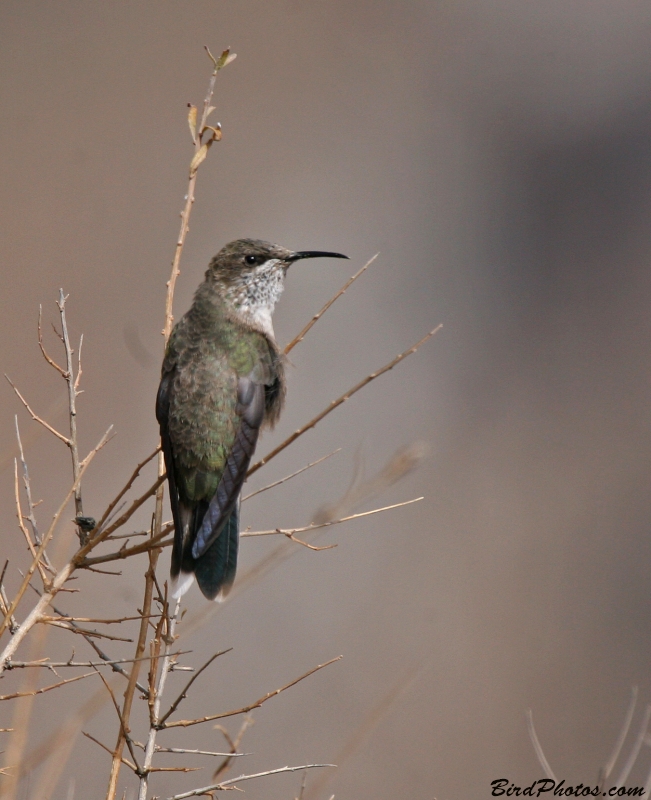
left=2, top=2, right=651, bottom=798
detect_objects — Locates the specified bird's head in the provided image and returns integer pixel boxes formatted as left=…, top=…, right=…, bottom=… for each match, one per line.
left=205, top=238, right=348, bottom=337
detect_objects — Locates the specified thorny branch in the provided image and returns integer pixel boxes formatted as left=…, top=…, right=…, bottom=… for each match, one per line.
left=161, top=655, right=342, bottom=729
left=249, top=325, right=442, bottom=476
left=167, top=763, right=336, bottom=799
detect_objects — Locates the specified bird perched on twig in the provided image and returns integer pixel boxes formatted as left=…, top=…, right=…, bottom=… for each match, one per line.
left=156, top=239, right=348, bottom=600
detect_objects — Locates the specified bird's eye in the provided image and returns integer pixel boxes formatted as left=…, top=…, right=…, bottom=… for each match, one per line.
left=244, top=255, right=257, bottom=265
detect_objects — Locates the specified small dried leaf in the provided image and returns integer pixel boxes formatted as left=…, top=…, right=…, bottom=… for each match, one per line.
left=189, top=143, right=209, bottom=176
left=187, top=105, right=197, bottom=142
left=206, top=105, right=216, bottom=118
left=222, top=53, right=237, bottom=68
left=201, top=125, right=222, bottom=142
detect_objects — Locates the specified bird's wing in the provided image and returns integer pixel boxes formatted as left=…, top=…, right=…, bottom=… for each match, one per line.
left=191, top=369, right=266, bottom=559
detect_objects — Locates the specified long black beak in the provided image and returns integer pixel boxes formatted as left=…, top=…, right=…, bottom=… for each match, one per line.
left=289, top=250, right=349, bottom=262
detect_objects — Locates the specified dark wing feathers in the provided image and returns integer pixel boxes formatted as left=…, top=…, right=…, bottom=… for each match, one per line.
left=156, top=370, right=186, bottom=581
left=191, top=377, right=264, bottom=559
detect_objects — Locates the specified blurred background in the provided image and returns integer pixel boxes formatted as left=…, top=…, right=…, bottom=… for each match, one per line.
left=2, top=1, right=651, bottom=798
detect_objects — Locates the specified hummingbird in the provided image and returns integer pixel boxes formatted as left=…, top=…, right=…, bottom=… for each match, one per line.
left=156, top=238, right=348, bottom=600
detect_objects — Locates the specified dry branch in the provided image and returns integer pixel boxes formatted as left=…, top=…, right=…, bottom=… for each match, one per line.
left=249, top=325, right=442, bottom=476
left=161, top=655, right=341, bottom=729
left=242, top=448, right=340, bottom=502
left=242, top=497, right=423, bottom=542
left=168, top=764, right=336, bottom=799
left=158, top=648, right=232, bottom=726
left=283, top=254, right=377, bottom=354
left=0, top=671, right=96, bottom=702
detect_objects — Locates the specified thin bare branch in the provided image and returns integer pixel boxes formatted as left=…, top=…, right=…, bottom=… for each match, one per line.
left=155, top=747, right=247, bottom=758
left=39, top=620, right=133, bottom=642
left=168, top=764, right=336, bottom=799
left=158, top=649, right=232, bottom=726
left=78, top=527, right=173, bottom=568
left=80, top=475, right=166, bottom=554
left=0, top=671, right=96, bottom=701
left=83, top=732, right=138, bottom=773
left=284, top=254, right=377, bottom=354
left=242, top=498, right=423, bottom=540
left=601, top=686, right=638, bottom=784
left=5, top=652, right=189, bottom=670
left=243, top=449, right=340, bottom=502
left=93, top=447, right=161, bottom=536
left=94, top=666, right=142, bottom=776
left=15, top=415, right=53, bottom=570
left=526, top=709, right=557, bottom=782
left=14, top=459, right=49, bottom=586
left=57, top=289, right=84, bottom=522
left=615, top=703, right=651, bottom=787
left=162, top=655, right=342, bottom=729
left=212, top=716, right=254, bottom=781
left=38, top=304, right=66, bottom=375
left=164, top=47, right=233, bottom=342
left=5, top=375, right=70, bottom=445
left=249, top=326, right=442, bottom=476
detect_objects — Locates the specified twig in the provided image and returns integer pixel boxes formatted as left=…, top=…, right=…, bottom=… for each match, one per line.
left=57, top=290, right=84, bottom=522
left=158, top=648, right=232, bottom=726
left=600, top=686, right=637, bottom=785
left=0, top=671, right=96, bottom=701
left=283, top=254, right=377, bottom=354
left=13, top=459, right=48, bottom=586
left=5, top=652, right=189, bottom=670
left=212, top=716, right=254, bottom=781
left=154, top=747, right=247, bottom=758
left=161, top=655, right=342, bottom=729
left=95, top=666, right=142, bottom=775
left=80, top=474, right=166, bottom=552
left=164, top=46, right=234, bottom=342
left=38, top=620, right=134, bottom=642
left=248, top=326, right=442, bottom=476
left=526, top=709, right=557, bottom=782
left=42, top=614, right=152, bottom=625
left=167, top=764, right=336, bottom=799
left=83, top=732, right=138, bottom=772
left=38, top=304, right=66, bottom=376
left=242, top=449, right=340, bottom=502
left=78, top=526, right=173, bottom=568
left=242, top=498, right=423, bottom=542
left=92, top=447, right=160, bottom=536
left=615, top=703, right=651, bottom=787
left=5, top=375, right=70, bottom=445
left=15, top=416, right=53, bottom=569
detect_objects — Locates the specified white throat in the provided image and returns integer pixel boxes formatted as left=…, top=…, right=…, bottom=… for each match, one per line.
left=226, top=258, right=285, bottom=340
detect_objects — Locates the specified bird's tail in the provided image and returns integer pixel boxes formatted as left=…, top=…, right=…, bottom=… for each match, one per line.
left=170, top=501, right=239, bottom=602
left=194, top=503, right=239, bottom=601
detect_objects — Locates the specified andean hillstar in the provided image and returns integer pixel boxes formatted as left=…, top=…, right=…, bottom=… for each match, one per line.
left=156, top=238, right=348, bottom=600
